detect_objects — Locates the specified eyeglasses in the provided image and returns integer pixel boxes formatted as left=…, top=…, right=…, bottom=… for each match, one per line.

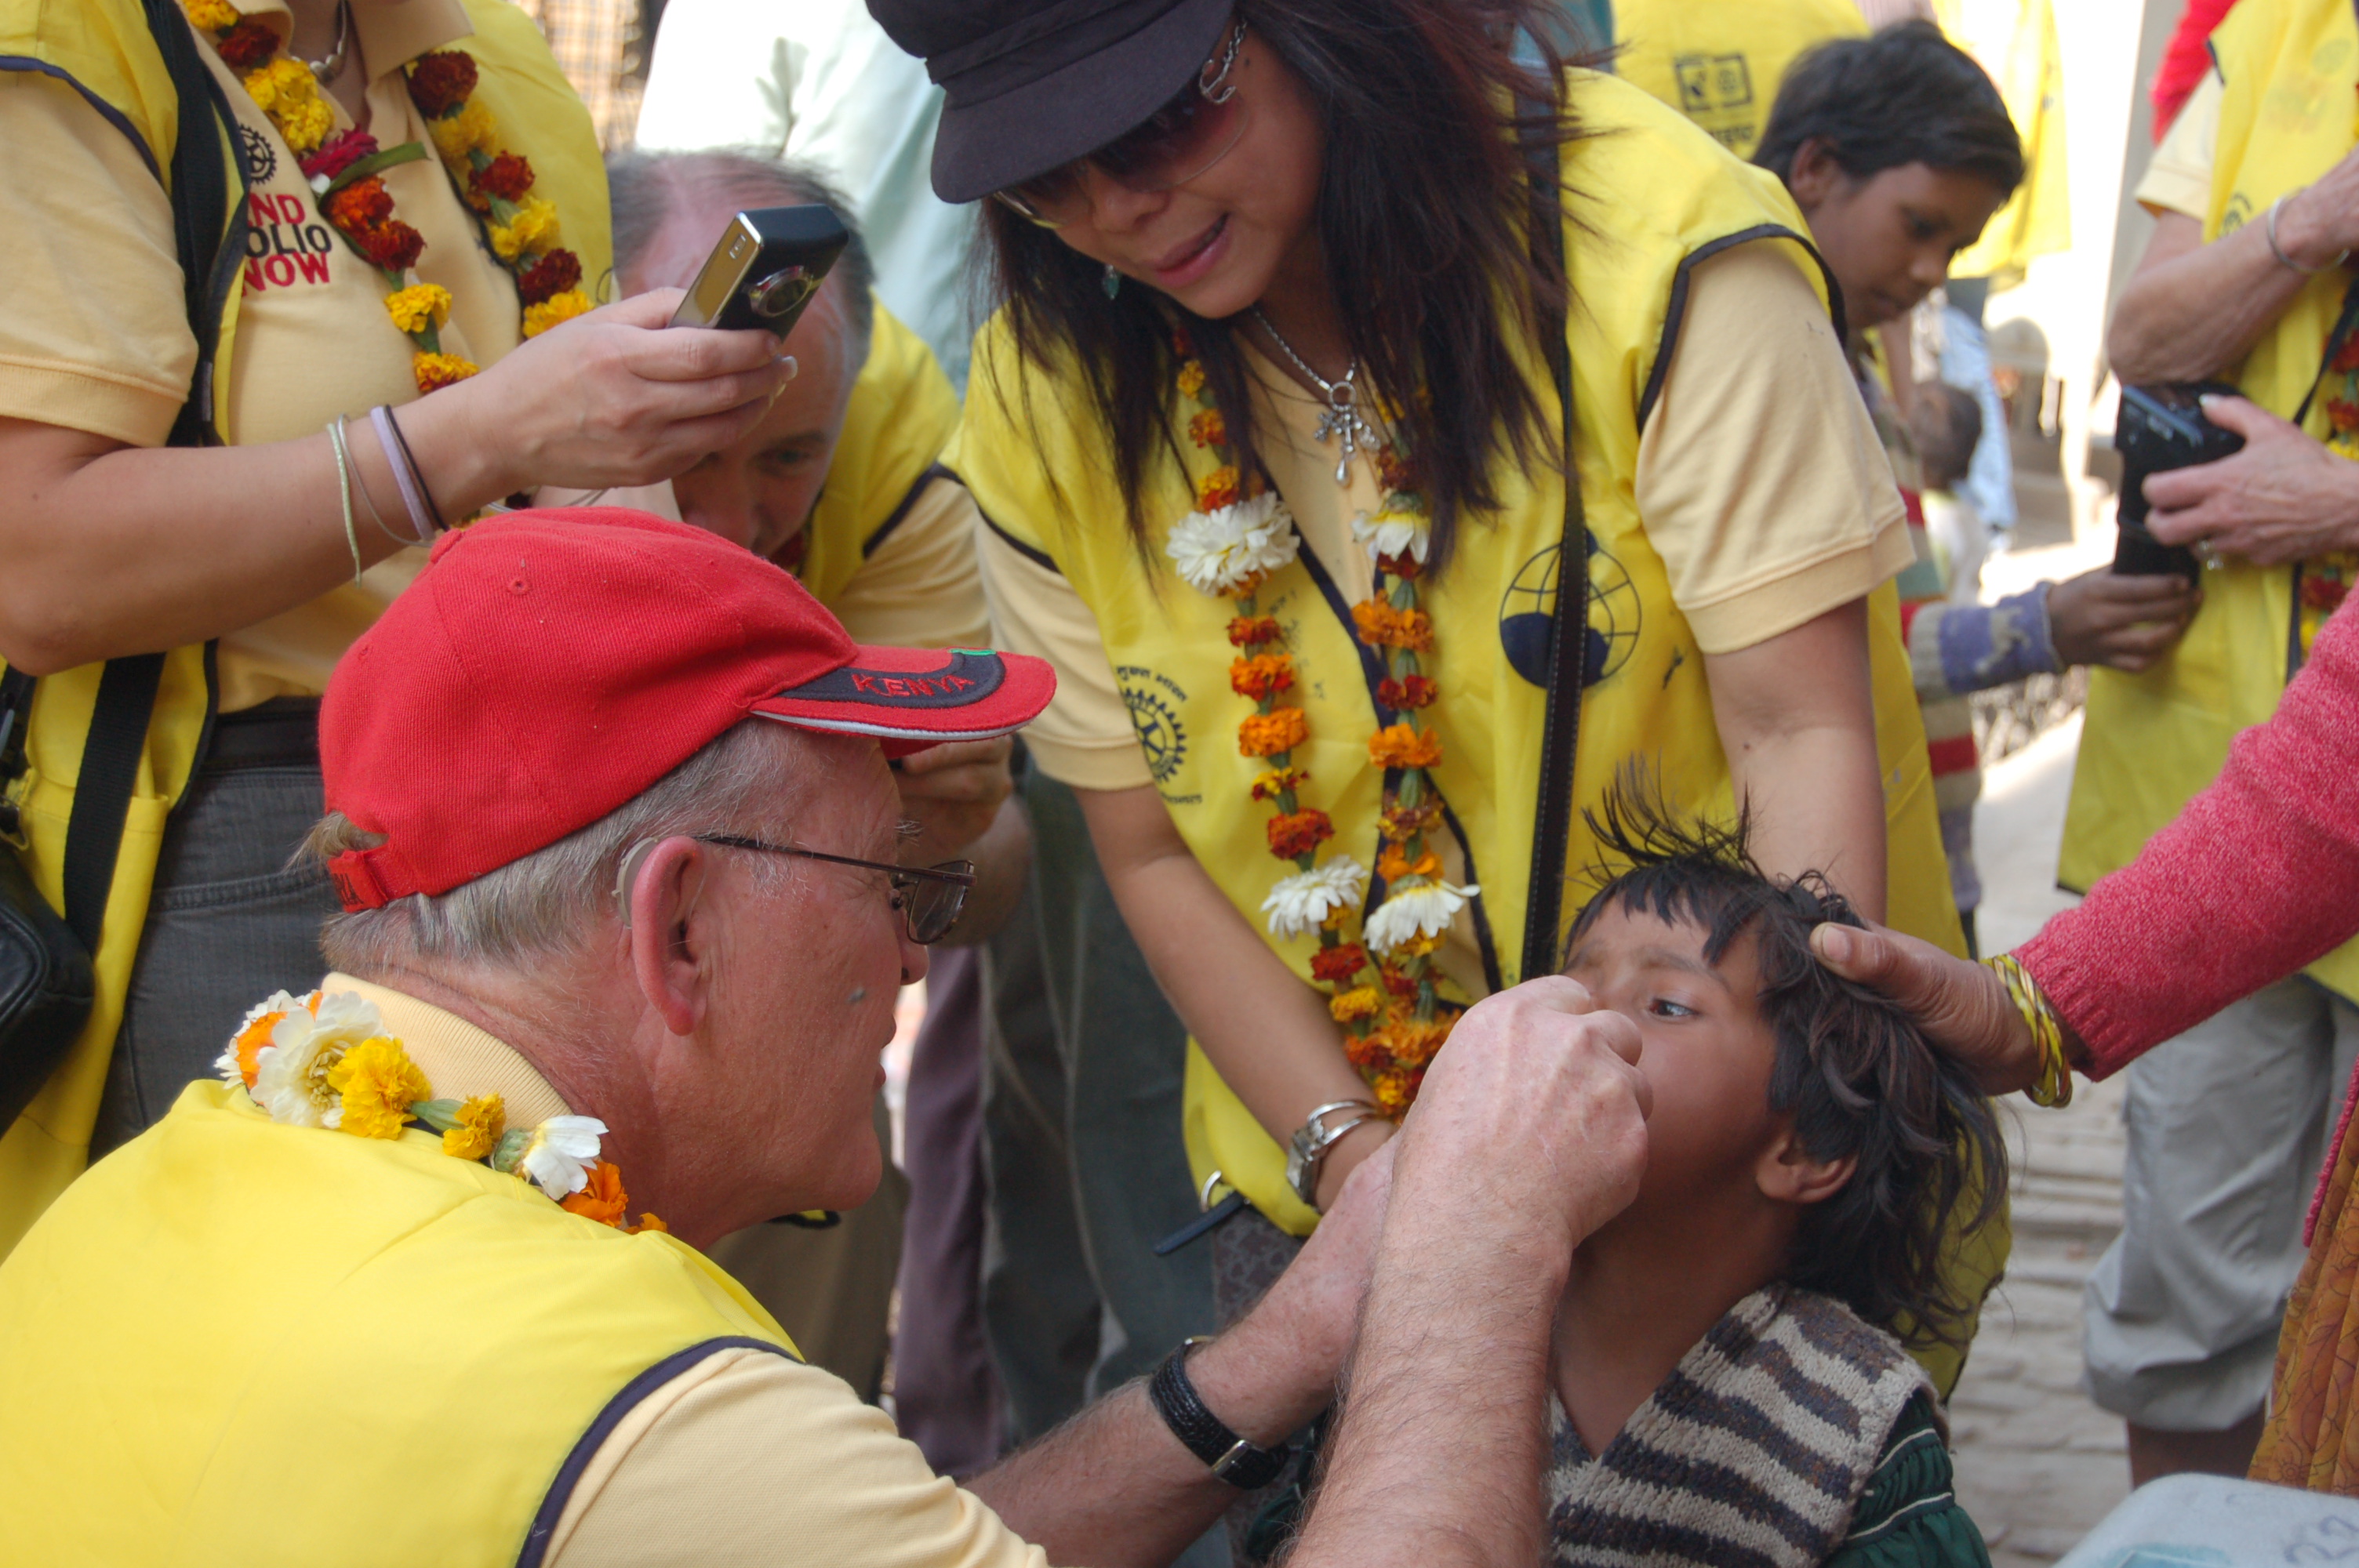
left=994, top=18, right=1251, bottom=230
left=692, top=833, right=977, bottom=945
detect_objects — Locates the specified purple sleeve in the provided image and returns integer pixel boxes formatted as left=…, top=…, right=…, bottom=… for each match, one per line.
left=2019, top=595, right=2359, bottom=1076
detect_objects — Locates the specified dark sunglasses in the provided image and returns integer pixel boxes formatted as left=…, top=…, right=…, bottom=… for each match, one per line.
left=994, top=18, right=1250, bottom=229
left=693, top=833, right=976, bottom=945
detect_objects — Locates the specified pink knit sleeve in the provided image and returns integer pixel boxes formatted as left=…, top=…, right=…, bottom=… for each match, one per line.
left=2019, top=593, right=2359, bottom=1078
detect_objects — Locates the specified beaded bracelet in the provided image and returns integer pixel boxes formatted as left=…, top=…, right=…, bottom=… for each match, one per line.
left=1983, top=953, right=2073, bottom=1109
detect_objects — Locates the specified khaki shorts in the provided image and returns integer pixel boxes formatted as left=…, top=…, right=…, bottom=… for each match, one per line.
left=2084, top=975, right=2359, bottom=1430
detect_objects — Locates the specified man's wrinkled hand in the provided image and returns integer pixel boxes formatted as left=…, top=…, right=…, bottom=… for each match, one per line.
left=1394, top=976, right=1651, bottom=1252
left=894, top=736, right=1014, bottom=862
left=2145, top=397, right=2359, bottom=566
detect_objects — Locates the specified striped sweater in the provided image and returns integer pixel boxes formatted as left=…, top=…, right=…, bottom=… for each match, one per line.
left=1545, top=1286, right=1941, bottom=1567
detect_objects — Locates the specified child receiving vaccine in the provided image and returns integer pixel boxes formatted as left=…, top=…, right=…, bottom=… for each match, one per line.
left=1544, top=791, right=2003, bottom=1566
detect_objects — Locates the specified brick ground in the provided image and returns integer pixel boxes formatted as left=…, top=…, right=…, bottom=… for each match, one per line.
left=1950, top=710, right=2134, bottom=1562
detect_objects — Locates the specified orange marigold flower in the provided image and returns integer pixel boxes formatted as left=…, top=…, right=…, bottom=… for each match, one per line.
left=1328, top=985, right=1382, bottom=1025
left=1344, top=1029, right=1395, bottom=1073
left=2332, top=397, right=2359, bottom=434
left=1374, top=447, right=1417, bottom=494
left=628, top=1212, right=669, bottom=1234
left=2337, top=336, right=2359, bottom=375
left=1378, top=846, right=1443, bottom=884
left=1238, top=706, right=1308, bottom=757
left=1267, top=808, right=1335, bottom=861
left=1187, top=407, right=1228, bottom=448
left=2306, top=574, right=2350, bottom=612
left=1392, top=930, right=1446, bottom=958
left=412, top=350, right=479, bottom=393
left=1376, top=550, right=1424, bottom=582
left=1251, top=766, right=1308, bottom=801
left=1387, top=1018, right=1451, bottom=1069
left=1230, top=653, right=1295, bottom=701
left=1227, top=615, right=1282, bottom=648
left=1377, top=675, right=1437, bottom=710
left=1311, top=942, right=1369, bottom=983
left=1378, top=964, right=1419, bottom=999
left=1379, top=800, right=1444, bottom=841
left=1350, top=599, right=1435, bottom=652
left=324, top=176, right=394, bottom=230
left=1370, top=1069, right=1417, bottom=1116
left=560, top=1160, right=631, bottom=1227
left=1197, top=464, right=1241, bottom=511
left=1369, top=722, right=1443, bottom=770
left=214, top=16, right=279, bottom=71
left=355, top=217, right=425, bottom=272
left=516, top=247, right=583, bottom=307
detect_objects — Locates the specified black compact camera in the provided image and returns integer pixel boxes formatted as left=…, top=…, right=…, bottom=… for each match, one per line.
left=669, top=205, right=849, bottom=337
left=2113, top=381, right=2246, bottom=578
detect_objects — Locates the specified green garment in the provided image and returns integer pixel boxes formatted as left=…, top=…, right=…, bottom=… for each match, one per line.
left=1827, top=1392, right=1994, bottom=1568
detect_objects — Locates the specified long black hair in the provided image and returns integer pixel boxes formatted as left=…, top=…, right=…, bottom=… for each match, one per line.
left=978, top=0, right=1588, bottom=573
left=1566, top=783, right=2008, bottom=1352
left=1752, top=20, right=2023, bottom=195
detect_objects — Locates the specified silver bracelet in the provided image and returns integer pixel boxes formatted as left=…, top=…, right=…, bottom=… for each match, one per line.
left=369, top=403, right=443, bottom=541
left=2266, top=194, right=2349, bottom=275
left=1285, top=1098, right=1381, bottom=1209
left=323, top=417, right=363, bottom=583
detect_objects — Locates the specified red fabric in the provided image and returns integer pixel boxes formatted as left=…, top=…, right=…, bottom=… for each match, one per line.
left=318, top=509, right=1051, bottom=910
left=2019, top=592, right=2359, bottom=1078
left=1925, top=734, right=1982, bottom=778
left=2152, top=0, right=2241, bottom=138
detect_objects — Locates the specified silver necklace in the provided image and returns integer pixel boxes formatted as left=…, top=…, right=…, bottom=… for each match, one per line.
left=302, top=0, right=353, bottom=85
left=1252, top=307, right=1379, bottom=486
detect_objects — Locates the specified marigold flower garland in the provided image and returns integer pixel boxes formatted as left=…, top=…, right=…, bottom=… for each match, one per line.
left=1164, top=334, right=1471, bottom=1116
left=177, top=5, right=594, bottom=394
left=216, top=989, right=665, bottom=1232
left=2304, top=322, right=2359, bottom=655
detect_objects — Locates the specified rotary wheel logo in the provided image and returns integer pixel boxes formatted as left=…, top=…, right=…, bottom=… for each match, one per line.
left=1499, top=534, right=1639, bottom=689
left=1117, top=667, right=1189, bottom=785
left=238, top=125, right=278, bottom=184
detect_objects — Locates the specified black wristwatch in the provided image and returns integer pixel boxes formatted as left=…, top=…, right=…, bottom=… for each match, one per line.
left=1147, top=1338, right=1292, bottom=1490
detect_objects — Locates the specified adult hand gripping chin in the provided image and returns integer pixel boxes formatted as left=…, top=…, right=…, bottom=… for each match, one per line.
left=1394, top=976, right=1652, bottom=1252
left=2145, top=395, right=2359, bottom=567
left=1808, top=922, right=2041, bottom=1097
left=419, top=288, right=797, bottom=501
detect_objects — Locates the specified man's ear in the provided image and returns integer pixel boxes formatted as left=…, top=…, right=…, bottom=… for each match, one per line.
left=626, top=836, right=712, bottom=1037
left=1756, top=1118, right=1856, bottom=1207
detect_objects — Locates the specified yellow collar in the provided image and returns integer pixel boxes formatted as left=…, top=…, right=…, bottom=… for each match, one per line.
left=321, top=971, right=572, bottom=1126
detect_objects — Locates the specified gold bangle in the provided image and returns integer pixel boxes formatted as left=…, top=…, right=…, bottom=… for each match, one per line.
left=1983, top=953, right=2072, bottom=1108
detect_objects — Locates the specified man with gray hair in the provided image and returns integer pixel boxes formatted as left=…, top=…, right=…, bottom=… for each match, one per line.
left=0, top=507, right=1658, bottom=1568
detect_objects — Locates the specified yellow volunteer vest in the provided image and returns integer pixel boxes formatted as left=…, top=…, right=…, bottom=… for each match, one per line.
left=801, top=305, right=961, bottom=604
left=1614, top=0, right=1866, bottom=158
left=2061, top=0, right=2359, bottom=1000
left=954, top=73, right=1965, bottom=1239
left=1933, top=0, right=2070, bottom=286
left=0, top=0, right=610, bottom=1256
left=0, top=1080, right=794, bottom=1566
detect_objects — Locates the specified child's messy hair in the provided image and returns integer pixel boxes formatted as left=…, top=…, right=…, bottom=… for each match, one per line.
left=1564, top=780, right=2006, bottom=1352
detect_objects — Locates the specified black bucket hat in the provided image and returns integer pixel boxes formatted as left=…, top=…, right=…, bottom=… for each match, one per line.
left=869, top=0, right=1234, bottom=204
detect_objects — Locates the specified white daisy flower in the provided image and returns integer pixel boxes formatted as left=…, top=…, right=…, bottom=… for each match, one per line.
left=214, top=989, right=313, bottom=1084
left=1165, top=492, right=1300, bottom=597
left=1262, top=856, right=1370, bottom=939
left=251, top=991, right=387, bottom=1128
left=1350, top=508, right=1430, bottom=564
left=1364, top=879, right=1480, bottom=955
left=519, top=1116, right=609, bottom=1199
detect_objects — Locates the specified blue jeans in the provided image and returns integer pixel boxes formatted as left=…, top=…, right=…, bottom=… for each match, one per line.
left=92, top=763, right=340, bottom=1157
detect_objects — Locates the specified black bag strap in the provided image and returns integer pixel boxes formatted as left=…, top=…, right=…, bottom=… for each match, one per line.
left=1517, top=94, right=1588, bottom=984
left=23, top=4, right=245, bottom=952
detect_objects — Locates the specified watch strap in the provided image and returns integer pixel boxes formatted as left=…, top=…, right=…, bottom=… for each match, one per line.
left=1147, top=1340, right=1292, bottom=1490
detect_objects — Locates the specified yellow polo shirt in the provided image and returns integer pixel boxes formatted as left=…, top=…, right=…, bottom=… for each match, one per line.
left=325, top=974, right=1045, bottom=1568
left=0, top=0, right=559, bottom=712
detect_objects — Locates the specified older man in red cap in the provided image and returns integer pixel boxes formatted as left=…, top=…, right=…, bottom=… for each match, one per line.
left=0, top=509, right=1653, bottom=1567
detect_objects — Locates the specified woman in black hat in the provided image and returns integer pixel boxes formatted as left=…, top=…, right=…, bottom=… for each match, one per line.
left=882, top=0, right=1990, bottom=1420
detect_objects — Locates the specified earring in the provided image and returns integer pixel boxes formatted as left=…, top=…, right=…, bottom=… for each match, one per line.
left=1103, top=263, right=1122, bottom=300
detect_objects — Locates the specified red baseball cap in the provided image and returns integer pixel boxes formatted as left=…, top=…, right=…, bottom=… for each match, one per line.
left=319, top=508, right=1055, bottom=911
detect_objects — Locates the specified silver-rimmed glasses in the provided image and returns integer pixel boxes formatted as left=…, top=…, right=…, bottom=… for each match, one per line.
left=693, top=833, right=977, bottom=945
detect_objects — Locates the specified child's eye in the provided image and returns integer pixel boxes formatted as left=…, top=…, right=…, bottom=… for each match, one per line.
left=1648, top=997, right=1697, bottom=1021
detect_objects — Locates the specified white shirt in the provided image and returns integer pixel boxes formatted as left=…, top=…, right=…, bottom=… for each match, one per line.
left=634, top=0, right=978, bottom=389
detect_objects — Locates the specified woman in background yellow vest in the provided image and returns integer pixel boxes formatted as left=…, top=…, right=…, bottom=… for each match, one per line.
left=0, top=0, right=796, bottom=1253
left=1613, top=0, right=1867, bottom=160
left=876, top=0, right=1994, bottom=1399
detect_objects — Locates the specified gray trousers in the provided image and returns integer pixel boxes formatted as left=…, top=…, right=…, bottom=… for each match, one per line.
left=980, top=771, right=1219, bottom=1439
left=2085, top=975, right=2359, bottom=1429
left=93, top=762, right=340, bottom=1157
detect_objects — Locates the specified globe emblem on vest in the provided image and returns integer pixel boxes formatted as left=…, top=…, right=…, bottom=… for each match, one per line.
left=1118, top=673, right=1189, bottom=785
left=1499, top=534, right=1638, bottom=689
